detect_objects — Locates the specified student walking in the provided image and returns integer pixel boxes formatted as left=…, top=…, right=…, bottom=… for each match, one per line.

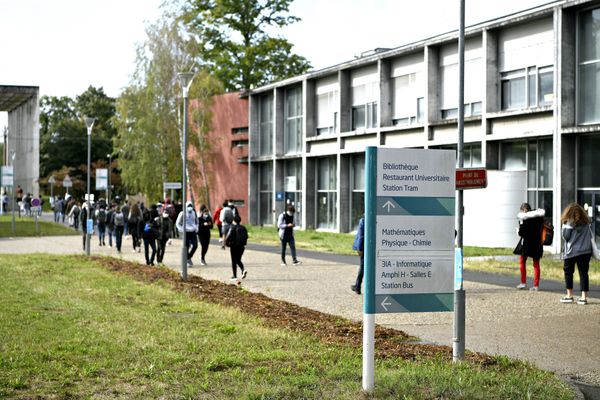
left=351, top=216, right=365, bottom=295
left=112, top=206, right=125, bottom=253
left=121, top=202, right=130, bottom=236
left=96, top=205, right=108, bottom=246
left=225, top=215, right=248, bottom=284
left=516, top=203, right=544, bottom=291
left=560, top=203, right=593, bottom=305
left=176, top=201, right=199, bottom=266
left=197, top=204, right=213, bottom=265
left=220, top=201, right=234, bottom=250
left=128, top=203, right=142, bottom=253
left=141, top=209, right=157, bottom=266
left=106, top=204, right=115, bottom=247
left=80, top=202, right=90, bottom=252
left=213, top=203, right=223, bottom=247
left=69, top=202, right=80, bottom=231
left=277, top=205, right=301, bottom=266
left=156, top=208, right=173, bottom=265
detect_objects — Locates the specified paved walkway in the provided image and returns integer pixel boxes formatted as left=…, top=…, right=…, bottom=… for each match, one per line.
left=1, top=232, right=599, bottom=388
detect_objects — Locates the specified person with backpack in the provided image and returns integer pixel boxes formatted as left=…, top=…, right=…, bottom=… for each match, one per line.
left=516, top=203, right=545, bottom=291
left=141, top=209, right=158, bottom=266
left=560, top=203, right=593, bottom=305
left=69, top=202, right=81, bottom=231
left=121, top=202, right=130, bottom=237
left=225, top=215, right=248, bottom=284
left=128, top=203, right=142, bottom=253
left=197, top=204, right=213, bottom=265
left=277, top=205, right=301, bottom=266
left=351, top=215, right=365, bottom=295
left=176, top=201, right=199, bottom=266
left=80, top=201, right=91, bottom=252
left=112, top=205, right=126, bottom=253
left=156, top=208, right=173, bottom=265
left=165, top=201, right=178, bottom=239
left=96, top=205, right=108, bottom=246
left=220, top=201, right=234, bottom=250
left=106, top=204, right=115, bottom=248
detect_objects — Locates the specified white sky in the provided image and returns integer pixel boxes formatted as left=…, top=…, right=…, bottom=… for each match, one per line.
left=0, top=0, right=553, bottom=132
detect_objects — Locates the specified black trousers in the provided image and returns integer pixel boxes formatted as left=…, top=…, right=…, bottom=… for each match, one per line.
left=230, top=245, right=245, bottom=278
left=198, top=231, right=210, bottom=260
left=143, top=237, right=156, bottom=265
left=157, top=237, right=168, bottom=263
left=564, top=253, right=591, bottom=292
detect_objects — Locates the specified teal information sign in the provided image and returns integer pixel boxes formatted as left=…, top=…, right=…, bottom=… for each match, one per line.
left=364, top=147, right=456, bottom=314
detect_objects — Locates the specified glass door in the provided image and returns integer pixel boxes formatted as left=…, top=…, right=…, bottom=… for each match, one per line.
left=578, top=191, right=600, bottom=246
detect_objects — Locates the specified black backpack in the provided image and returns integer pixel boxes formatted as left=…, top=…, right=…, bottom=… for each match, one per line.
left=234, top=225, right=248, bottom=247
left=97, top=209, right=107, bottom=223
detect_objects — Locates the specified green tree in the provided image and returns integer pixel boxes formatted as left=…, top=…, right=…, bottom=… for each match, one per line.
left=113, top=19, right=200, bottom=201
left=178, top=0, right=311, bottom=91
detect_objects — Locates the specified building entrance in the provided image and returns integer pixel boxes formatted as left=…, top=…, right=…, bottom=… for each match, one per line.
left=578, top=191, right=600, bottom=245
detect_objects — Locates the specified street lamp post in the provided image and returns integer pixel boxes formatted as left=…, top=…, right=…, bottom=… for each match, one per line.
left=106, top=153, right=112, bottom=204
left=84, top=117, right=95, bottom=256
left=178, top=72, right=194, bottom=281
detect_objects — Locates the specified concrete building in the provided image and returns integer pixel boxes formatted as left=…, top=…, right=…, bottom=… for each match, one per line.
left=247, top=1, right=600, bottom=250
left=0, top=85, right=40, bottom=197
left=188, top=92, right=249, bottom=221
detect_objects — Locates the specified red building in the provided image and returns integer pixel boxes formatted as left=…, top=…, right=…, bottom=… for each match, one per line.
left=188, top=92, right=249, bottom=222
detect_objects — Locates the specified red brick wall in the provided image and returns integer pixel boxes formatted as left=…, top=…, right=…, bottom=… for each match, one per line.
left=188, top=92, right=249, bottom=222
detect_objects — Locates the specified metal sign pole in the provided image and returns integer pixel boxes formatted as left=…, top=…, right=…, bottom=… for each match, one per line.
left=453, top=0, right=466, bottom=362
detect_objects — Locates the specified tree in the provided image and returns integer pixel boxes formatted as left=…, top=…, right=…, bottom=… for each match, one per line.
left=113, top=19, right=201, bottom=201
left=178, top=0, right=311, bottom=91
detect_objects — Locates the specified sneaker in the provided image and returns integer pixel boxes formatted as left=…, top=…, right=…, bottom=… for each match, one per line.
left=529, top=286, right=539, bottom=292
left=241, top=269, right=247, bottom=279
left=560, top=296, right=574, bottom=303
left=292, top=260, right=301, bottom=265
left=351, top=285, right=361, bottom=295
left=229, top=277, right=240, bottom=285
left=516, top=283, right=527, bottom=290
left=167, top=239, right=172, bottom=246
left=577, top=298, right=588, bottom=305
left=280, top=261, right=287, bottom=266
left=187, top=259, right=193, bottom=267
left=200, top=260, right=206, bottom=266
left=219, top=238, right=223, bottom=243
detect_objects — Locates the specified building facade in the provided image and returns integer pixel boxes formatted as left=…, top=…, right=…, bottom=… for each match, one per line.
left=247, top=1, right=600, bottom=250
left=189, top=92, right=249, bottom=221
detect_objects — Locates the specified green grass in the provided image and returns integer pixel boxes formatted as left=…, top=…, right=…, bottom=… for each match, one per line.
left=0, top=215, right=77, bottom=237
left=466, top=256, right=600, bottom=287
left=0, top=254, right=575, bottom=399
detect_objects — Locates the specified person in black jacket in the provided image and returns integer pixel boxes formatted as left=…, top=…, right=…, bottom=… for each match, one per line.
left=197, top=204, right=213, bottom=266
left=141, top=209, right=157, bottom=265
left=516, top=203, right=545, bottom=291
left=156, top=209, right=172, bottom=265
left=225, top=215, right=247, bottom=284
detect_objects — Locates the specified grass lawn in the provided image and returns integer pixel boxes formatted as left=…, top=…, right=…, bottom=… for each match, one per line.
left=0, top=254, right=574, bottom=399
left=465, top=256, right=600, bottom=287
left=0, top=215, right=76, bottom=238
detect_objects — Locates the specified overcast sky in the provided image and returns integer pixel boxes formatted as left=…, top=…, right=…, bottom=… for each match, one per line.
left=0, top=0, right=553, bottom=131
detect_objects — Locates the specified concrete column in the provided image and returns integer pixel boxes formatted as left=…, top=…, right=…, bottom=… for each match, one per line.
left=274, top=88, right=284, bottom=157
left=379, top=59, right=393, bottom=129
left=304, top=79, right=316, bottom=139
left=249, top=95, right=260, bottom=158
left=304, top=157, right=316, bottom=230
left=482, top=29, right=498, bottom=166
left=275, top=159, right=285, bottom=217
left=8, top=94, right=40, bottom=197
left=339, top=70, right=352, bottom=133
left=339, top=154, right=351, bottom=232
left=425, top=46, right=439, bottom=141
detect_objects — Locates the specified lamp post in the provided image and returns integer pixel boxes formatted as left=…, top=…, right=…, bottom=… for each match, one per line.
left=178, top=72, right=194, bottom=281
left=106, top=153, right=112, bottom=204
left=84, top=117, right=95, bottom=256
left=10, top=151, right=16, bottom=234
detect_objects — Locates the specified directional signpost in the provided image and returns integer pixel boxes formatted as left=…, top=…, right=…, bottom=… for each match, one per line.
left=96, top=168, right=108, bottom=191
left=362, top=147, right=455, bottom=392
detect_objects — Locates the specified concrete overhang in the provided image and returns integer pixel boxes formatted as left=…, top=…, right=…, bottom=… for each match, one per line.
left=0, top=85, right=39, bottom=112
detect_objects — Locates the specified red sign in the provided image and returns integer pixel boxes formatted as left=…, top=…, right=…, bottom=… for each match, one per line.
left=456, top=168, right=487, bottom=190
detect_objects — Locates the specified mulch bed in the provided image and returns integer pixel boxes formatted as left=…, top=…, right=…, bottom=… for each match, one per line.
left=94, top=256, right=495, bottom=366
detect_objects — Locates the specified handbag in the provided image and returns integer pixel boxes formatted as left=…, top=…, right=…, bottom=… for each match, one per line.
left=590, top=226, right=600, bottom=260
left=513, top=238, right=523, bottom=255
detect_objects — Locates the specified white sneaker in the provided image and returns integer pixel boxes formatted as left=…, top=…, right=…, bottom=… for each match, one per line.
left=529, top=286, right=539, bottom=292
left=200, top=260, right=206, bottom=266
left=516, top=283, right=527, bottom=290
left=280, top=262, right=286, bottom=266
left=229, top=277, right=240, bottom=285
left=167, top=239, right=172, bottom=246
left=187, top=259, right=193, bottom=267
left=241, top=269, right=247, bottom=279
left=292, top=260, right=301, bottom=265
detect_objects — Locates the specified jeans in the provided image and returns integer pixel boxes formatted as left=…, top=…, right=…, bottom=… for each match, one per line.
left=143, top=237, right=157, bottom=265
left=185, top=232, right=198, bottom=260
left=107, top=228, right=114, bottom=247
left=564, top=253, right=591, bottom=292
left=280, top=235, right=297, bottom=263
left=230, top=245, right=245, bottom=278
left=115, top=226, right=124, bottom=251
left=98, top=223, right=106, bottom=245
left=355, top=254, right=364, bottom=289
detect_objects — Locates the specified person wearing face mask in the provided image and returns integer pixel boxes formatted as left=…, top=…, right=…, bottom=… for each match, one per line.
left=277, top=205, right=301, bottom=266
left=156, top=206, right=173, bottom=265
left=197, top=204, right=213, bottom=265
left=176, top=201, right=199, bottom=266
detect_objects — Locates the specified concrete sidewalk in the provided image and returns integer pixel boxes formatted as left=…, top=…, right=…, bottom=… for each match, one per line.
left=1, top=233, right=599, bottom=387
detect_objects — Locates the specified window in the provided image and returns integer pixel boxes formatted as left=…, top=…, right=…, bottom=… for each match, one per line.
left=578, top=8, right=600, bottom=124
left=284, top=86, right=303, bottom=154
left=351, top=67, right=379, bottom=130
left=578, top=135, right=600, bottom=188
left=258, top=94, right=273, bottom=156
left=501, top=66, right=554, bottom=110
left=393, top=72, right=424, bottom=126
left=501, top=139, right=553, bottom=218
left=435, top=143, right=482, bottom=168
left=284, top=159, right=303, bottom=227
left=350, top=154, right=365, bottom=231
left=258, top=162, right=273, bottom=225
left=232, top=127, right=248, bottom=135
left=317, top=157, right=337, bottom=230
left=316, top=79, right=339, bottom=135
left=231, top=139, right=248, bottom=148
